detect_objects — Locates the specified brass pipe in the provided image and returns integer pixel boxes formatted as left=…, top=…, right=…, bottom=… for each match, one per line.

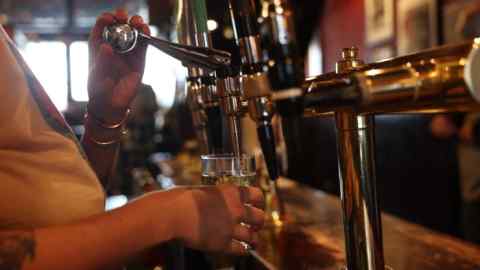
left=299, top=40, right=480, bottom=270
left=335, top=112, right=384, bottom=270
left=303, top=39, right=480, bottom=115
left=332, top=48, right=385, bottom=270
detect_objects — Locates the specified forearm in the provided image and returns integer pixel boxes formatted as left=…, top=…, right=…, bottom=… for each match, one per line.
left=1, top=191, right=183, bottom=270
left=81, top=134, right=119, bottom=189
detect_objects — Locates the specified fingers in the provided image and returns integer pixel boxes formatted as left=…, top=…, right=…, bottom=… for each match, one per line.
left=246, top=187, right=265, bottom=210
left=233, top=225, right=255, bottom=244
left=228, top=240, right=249, bottom=256
left=130, top=15, right=151, bottom=35
left=238, top=186, right=265, bottom=210
left=115, top=8, right=129, bottom=24
left=89, top=12, right=116, bottom=62
left=240, top=205, right=265, bottom=228
left=91, top=13, right=115, bottom=42
left=89, top=10, right=148, bottom=53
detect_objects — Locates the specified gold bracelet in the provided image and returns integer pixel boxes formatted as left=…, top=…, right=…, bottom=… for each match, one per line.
left=84, top=129, right=128, bottom=147
left=85, top=109, right=131, bottom=129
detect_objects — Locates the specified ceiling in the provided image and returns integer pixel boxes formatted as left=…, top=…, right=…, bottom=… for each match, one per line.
left=0, top=0, right=148, bottom=33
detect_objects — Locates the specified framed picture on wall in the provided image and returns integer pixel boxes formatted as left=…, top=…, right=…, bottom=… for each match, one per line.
left=368, top=45, right=395, bottom=62
left=443, top=0, right=480, bottom=44
left=396, top=0, right=438, bottom=55
left=365, top=0, right=394, bottom=45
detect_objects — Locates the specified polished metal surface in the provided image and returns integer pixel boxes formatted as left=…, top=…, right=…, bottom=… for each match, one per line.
left=103, top=24, right=231, bottom=72
left=228, top=0, right=281, bottom=184
left=298, top=38, right=480, bottom=270
left=304, top=39, right=480, bottom=115
left=218, top=76, right=245, bottom=156
left=175, top=0, right=226, bottom=155
left=336, top=47, right=365, bottom=74
left=332, top=48, right=385, bottom=270
left=239, top=36, right=263, bottom=64
left=335, top=112, right=384, bottom=270
left=176, top=0, right=211, bottom=77
left=241, top=72, right=273, bottom=98
left=186, top=79, right=209, bottom=153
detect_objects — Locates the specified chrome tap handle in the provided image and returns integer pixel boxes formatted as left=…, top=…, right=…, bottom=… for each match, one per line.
left=102, top=24, right=231, bottom=71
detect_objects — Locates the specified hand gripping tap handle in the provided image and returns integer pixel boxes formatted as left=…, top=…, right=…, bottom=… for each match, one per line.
left=103, top=24, right=232, bottom=72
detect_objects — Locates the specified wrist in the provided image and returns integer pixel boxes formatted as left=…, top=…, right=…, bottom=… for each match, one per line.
left=144, top=189, right=195, bottom=244
left=83, top=116, right=125, bottom=146
left=83, top=109, right=130, bottom=146
left=87, top=102, right=130, bottom=125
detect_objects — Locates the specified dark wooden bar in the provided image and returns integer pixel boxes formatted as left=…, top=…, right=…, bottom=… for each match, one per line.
left=255, top=179, right=480, bottom=270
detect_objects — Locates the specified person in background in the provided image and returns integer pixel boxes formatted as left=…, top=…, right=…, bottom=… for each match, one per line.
left=430, top=113, right=480, bottom=244
left=0, top=9, right=264, bottom=270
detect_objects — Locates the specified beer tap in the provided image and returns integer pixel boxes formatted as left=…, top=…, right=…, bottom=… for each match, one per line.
left=217, top=66, right=245, bottom=157
left=175, top=0, right=225, bottom=154
left=228, top=0, right=280, bottom=181
left=103, top=24, right=230, bottom=71
left=258, top=0, right=305, bottom=179
left=103, top=22, right=232, bottom=154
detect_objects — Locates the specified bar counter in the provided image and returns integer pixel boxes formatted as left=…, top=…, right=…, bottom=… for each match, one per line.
left=254, top=179, right=480, bottom=270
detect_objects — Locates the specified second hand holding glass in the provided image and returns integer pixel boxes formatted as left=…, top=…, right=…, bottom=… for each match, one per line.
left=201, top=154, right=276, bottom=270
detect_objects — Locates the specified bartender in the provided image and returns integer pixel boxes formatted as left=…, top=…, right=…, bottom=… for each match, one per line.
left=0, top=9, right=265, bottom=270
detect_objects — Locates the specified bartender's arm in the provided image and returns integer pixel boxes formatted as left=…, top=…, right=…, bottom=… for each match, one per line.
left=81, top=9, right=146, bottom=189
left=0, top=185, right=265, bottom=270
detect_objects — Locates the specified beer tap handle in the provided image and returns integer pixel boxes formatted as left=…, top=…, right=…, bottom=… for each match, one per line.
left=257, top=123, right=279, bottom=181
left=103, top=24, right=231, bottom=72
left=228, top=0, right=281, bottom=182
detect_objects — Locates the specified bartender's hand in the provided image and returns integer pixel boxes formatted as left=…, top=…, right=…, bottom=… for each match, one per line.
left=87, top=9, right=150, bottom=124
left=168, top=185, right=265, bottom=254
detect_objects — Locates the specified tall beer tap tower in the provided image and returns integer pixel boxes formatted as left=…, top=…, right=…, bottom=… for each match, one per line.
left=176, top=0, right=224, bottom=154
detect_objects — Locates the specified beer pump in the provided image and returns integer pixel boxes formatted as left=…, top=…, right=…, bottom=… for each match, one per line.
left=175, top=0, right=225, bottom=154
left=258, top=0, right=305, bottom=179
left=300, top=41, right=480, bottom=270
left=227, top=0, right=280, bottom=182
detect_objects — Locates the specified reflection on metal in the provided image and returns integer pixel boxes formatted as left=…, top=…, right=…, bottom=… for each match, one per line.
left=335, top=112, right=383, bottom=270
left=103, top=24, right=231, bottom=72
left=217, top=76, right=244, bottom=156
left=228, top=0, right=281, bottom=184
left=303, top=40, right=480, bottom=114
left=175, top=0, right=225, bottom=154
left=333, top=48, right=384, bottom=270
left=298, top=40, right=480, bottom=270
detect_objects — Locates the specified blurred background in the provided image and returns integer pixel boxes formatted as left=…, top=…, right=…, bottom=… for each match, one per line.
left=1, top=0, right=480, bottom=245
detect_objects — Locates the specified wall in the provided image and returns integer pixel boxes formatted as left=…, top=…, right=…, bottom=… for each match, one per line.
left=318, top=0, right=366, bottom=72
left=305, top=0, right=462, bottom=236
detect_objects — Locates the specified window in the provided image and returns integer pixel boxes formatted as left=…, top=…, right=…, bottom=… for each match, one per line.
left=70, top=41, right=89, bottom=102
left=143, top=46, right=181, bottom=108
left=20, top=37, right=183, bottom=111
left=69, top=40, right=182, bottom=108
left=19, top=41, right=69, bottom=111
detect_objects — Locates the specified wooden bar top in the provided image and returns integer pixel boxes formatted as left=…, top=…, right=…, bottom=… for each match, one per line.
left=255, top=179, right=480, bottom=270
